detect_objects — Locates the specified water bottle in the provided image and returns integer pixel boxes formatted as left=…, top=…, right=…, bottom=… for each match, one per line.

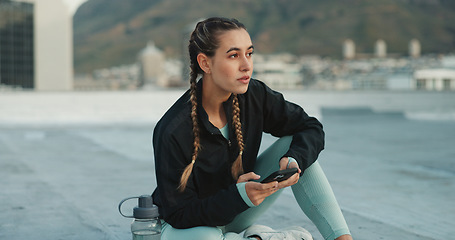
left=119, top=195, right=161, bottom=240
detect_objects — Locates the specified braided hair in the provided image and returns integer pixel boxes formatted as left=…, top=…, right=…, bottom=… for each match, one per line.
left=178, top=17, right=246, bottom=191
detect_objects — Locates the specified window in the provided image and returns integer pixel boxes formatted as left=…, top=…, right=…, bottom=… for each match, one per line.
left=0, top=1, right=34, bottom=88
left=416, top=79, right=426, bottom=90
left=443, top=79, right=451, bottom=90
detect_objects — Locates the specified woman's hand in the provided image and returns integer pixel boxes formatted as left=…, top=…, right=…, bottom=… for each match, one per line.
left=238, top=172, right=279, bottom=206
left=277, top=157, right=301, bottom=189
left=245, top=181, right=279, bottom=206
left=237, top=172, right=260, bottom=183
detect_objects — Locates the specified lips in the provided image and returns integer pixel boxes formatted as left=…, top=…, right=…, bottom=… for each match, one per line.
left=237, top=76, right=250, bottom=84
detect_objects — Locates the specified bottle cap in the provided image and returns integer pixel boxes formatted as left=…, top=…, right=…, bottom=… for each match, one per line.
left=133, top=195, right=159, bottom=219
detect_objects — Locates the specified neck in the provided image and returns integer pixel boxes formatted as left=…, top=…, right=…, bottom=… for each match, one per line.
left=201, top=77, right=230, bottom=129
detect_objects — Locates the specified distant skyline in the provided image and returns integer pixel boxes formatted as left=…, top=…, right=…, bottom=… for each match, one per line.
left=63, top=0, right=87, bottom=15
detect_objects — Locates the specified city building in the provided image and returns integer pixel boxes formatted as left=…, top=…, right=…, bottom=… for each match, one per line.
left=343, top=39, right=355, bottom=60
left=413, top=69, right=455, bottom=91
left=0, top=0, right=34, bottom=88
left=0, top=0, right=72, bottom=90
left=409, top=39, right=421, bottom=58
left=253, top=53, right=303, bottom=89
left=375, top=39, right=387, bottom=58
left=84, top=41, right=183, bottom=90
left=91, top=64, right=140, bottom=90
left=138, top=41, right=166, bottom=87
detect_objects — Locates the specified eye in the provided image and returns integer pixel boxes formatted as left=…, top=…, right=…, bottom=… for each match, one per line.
left=229, top=53, right=238, bottom=58
left=247, top=51, right=254, bottom=57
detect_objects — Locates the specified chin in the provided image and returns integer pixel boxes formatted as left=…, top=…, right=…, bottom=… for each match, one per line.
left=234, top=85, right=249, bottom=95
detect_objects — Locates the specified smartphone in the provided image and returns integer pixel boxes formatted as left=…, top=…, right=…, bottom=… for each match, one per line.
left=260, top=168, right=298, bottom=183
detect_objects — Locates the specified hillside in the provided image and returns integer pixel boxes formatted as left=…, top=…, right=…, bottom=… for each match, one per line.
left=73, top=0, right=455, bottom=74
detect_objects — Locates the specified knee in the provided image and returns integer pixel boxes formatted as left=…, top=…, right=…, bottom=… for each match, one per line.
left=195, top=227, right=225, bottom=240
left=278, top=135, right=292, bottom=146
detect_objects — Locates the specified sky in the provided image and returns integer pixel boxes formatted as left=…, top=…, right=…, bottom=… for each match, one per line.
left=62, top=0, right=87, bottom=15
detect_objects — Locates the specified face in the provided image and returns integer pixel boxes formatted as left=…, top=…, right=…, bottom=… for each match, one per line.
left=200, top=29, right=254, bottom=96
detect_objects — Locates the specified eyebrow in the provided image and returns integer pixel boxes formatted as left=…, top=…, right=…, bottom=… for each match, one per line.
left=226, top=45, right=254, bottom=53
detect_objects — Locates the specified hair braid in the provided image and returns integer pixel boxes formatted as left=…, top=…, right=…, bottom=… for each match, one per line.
left=178, top=68, right=200, bottom=191
left=231, top=94, right=244, bottom=179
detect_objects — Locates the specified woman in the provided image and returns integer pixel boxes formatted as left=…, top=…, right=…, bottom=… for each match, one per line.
left=152, top=17, right=352, bottom=240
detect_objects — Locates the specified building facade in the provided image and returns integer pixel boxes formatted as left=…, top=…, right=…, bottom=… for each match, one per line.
left=138, top=41, right=166, bottom=87
left=409, top=39, right=421, bottom=58
left=0, top=0, right=72, bottom=90
left=375, top=39, right=387, bottom=58
left=343, top=39, right=355, bottom=60
left=413, top=69, right=455, bottom=91
left=0, top=0, right=34, bottom=88
left=253, top=53, right=303, bottom=89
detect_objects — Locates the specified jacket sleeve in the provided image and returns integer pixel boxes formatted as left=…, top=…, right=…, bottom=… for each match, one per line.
left=260, top=82, right=325, bottom=171
left=153, top=129, right=249, bottom=229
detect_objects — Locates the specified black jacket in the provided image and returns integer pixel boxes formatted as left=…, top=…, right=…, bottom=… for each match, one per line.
left=152, top=79, right=324, bottom=229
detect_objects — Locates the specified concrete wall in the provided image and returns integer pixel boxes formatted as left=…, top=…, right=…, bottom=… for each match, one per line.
left=33, top=0, right=73, bottom=90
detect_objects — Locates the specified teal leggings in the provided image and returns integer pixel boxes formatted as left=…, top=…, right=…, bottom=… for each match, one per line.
left=161, top=136, right=351, bottom=240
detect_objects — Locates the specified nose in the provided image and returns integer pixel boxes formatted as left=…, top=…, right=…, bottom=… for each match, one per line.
left=240, top=56, right=252, bottom=72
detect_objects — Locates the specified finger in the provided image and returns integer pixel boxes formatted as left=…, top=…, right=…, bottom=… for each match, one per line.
left=253, top=184, right=280, bottom=201
left=237, top=172, right=260, bottom=183
left=287, top=161, right=301, bottom=173
left=257, top=181, right=278, bottom=191
left=279, top=157, right=289, bottom=170
left=278, top=173, right=299, bottom=188
left=249, top=188, right=278, bottom=206
left=245, top=182, right=279, bottom=205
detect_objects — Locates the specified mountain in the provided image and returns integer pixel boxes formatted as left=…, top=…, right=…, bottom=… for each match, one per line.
left=73, top=0, right=455, bottom=74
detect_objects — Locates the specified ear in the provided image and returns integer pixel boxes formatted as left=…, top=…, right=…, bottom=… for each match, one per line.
left=197, top=53, right=211, bottom=74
